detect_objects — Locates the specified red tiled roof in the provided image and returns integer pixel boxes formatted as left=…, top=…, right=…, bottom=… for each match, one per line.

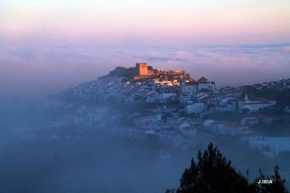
left=198, top=77, right=209, bottom=82
left=189, top=78, right=196, bottom=82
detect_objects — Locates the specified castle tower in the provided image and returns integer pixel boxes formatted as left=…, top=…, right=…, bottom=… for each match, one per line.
left=136, top=63, right=148, bottom=76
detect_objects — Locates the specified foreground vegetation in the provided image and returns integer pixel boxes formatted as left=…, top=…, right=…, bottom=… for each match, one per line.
left=167, top=143, right=288, bottom=193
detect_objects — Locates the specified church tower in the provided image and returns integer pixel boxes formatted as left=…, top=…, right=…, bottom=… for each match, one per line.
left=244, top=94, right=249, bottom=101
left=180, top=76, right=186, bottom=93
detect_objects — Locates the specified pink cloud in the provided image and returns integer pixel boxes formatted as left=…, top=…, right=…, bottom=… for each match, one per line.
left=0, top=44, right=290, bottom=97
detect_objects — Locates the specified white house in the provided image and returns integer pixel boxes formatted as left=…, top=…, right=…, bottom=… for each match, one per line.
left=180, top=77, right=215, bottom=95
left=242, top=102, right=274, bottom=112
left=159, top=133, right=183, bottom=146
left=212, top=121, right=253, bottom=136
left=162, top=93, right=177, bottom=99
left=180, top=127, right=197, bottom=136
left=180, top=81, right=198, bottom=95
left=179, top=123, right=190, bottom=129
left=239, top=127, right=254, bottom=135
left=242, top=136, right=290, bottom=157
left=241, top=94, right=276, bottom=112
left=284, top=106, right=290, bottom=114
left=186, top=103, right=205, bottom=114
left=111, top=126, right=154, bottom=139
left=204, top=119, right=215, bottom=127
left=216, top=105, right=232, bottom=112
left=197, top=77, right=216, bottom=90
left=134, top=115, right=159, bottom=126
left=241, top=117, right=259, bottom=126
left=147, top=131, right=183, bottom=146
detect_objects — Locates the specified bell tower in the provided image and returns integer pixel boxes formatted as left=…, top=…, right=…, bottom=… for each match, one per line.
left=180, top=76, right=186, bottom=93
left=244, top=94, right=249, bottom=101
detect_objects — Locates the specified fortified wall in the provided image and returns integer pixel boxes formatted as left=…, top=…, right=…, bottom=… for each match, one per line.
left=109, top=63, right=190, bottom=81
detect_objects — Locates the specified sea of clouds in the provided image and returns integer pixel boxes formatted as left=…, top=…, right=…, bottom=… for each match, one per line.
left=0, top=44, right=290, bottom=97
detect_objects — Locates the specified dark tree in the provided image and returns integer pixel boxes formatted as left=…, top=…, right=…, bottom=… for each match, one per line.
left=166, top=143, right=288, bottom=193
left=254, top=166, right=288, bottom=193
left=207, top=103, right=216, bottom=111
left=147, top=66, right=153, bottom=71
left=242, top=108, right=250, bottom=114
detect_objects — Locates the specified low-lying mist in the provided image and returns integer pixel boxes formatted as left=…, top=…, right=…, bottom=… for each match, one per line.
left=0, top=97, right=289, bottom=193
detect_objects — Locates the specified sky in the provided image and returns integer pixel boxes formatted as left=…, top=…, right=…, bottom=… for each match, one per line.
left=0, top=0, right=290, bottom=97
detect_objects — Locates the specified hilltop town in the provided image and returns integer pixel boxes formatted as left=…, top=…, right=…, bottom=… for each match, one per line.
left=80, top=63, right=216, bottom=101
left=4, top=62, right=289, bottom=187
left=32, top=63, right=290, bottom=158
left=2, top=1, right=290, bottom=191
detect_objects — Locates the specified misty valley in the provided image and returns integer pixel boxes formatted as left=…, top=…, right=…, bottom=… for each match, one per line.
left=1, top=72, right=290, bottom=192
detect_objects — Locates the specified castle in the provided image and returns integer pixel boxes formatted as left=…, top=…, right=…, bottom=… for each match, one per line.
left=109, top=63, right=215, bottom=94
left=109, top=63, right=190, bottom=81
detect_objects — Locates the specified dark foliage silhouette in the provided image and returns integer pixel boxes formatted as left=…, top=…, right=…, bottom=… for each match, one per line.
left=166, top=143, right=288, bottom=193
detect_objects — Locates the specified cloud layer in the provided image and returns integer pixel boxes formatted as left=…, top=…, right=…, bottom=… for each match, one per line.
left=0, top=44, right=290, bottom=97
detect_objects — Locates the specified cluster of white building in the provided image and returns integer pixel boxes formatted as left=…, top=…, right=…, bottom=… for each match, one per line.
left=111, top=114, right=207, bottom=146
left=285, top=106, right=290, bottom=114
left=111, top=126, right=183, bottom=146
left=42, top=105, right=109, bottom=130
left=69, top=74, right=285, bottom=117
left=210, top=121, right=253, bottom=136
left=240, top=94, right=277, bottom=112
left=38, top=98, right=74, bottom=109
left=253, top=78, right=290, bottom=91
left=181, top=91, right=277, bottom=115
left=71, top=76, right=180, bottom=103
left=186, top=103, right=205, bottom=114
left=242, top=136, right=290, bottom=158
left=111, top=111, right=257, bottom=146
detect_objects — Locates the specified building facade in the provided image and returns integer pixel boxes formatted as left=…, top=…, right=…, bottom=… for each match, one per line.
left=186, top=103, right=205, bottom=114
left=181, top=77, right=215, bottom=95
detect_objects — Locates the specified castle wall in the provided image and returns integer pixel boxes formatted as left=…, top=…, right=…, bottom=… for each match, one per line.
left=148, top=70, right=155, bottom=75
left=110, top=63, right=192, bottom=82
